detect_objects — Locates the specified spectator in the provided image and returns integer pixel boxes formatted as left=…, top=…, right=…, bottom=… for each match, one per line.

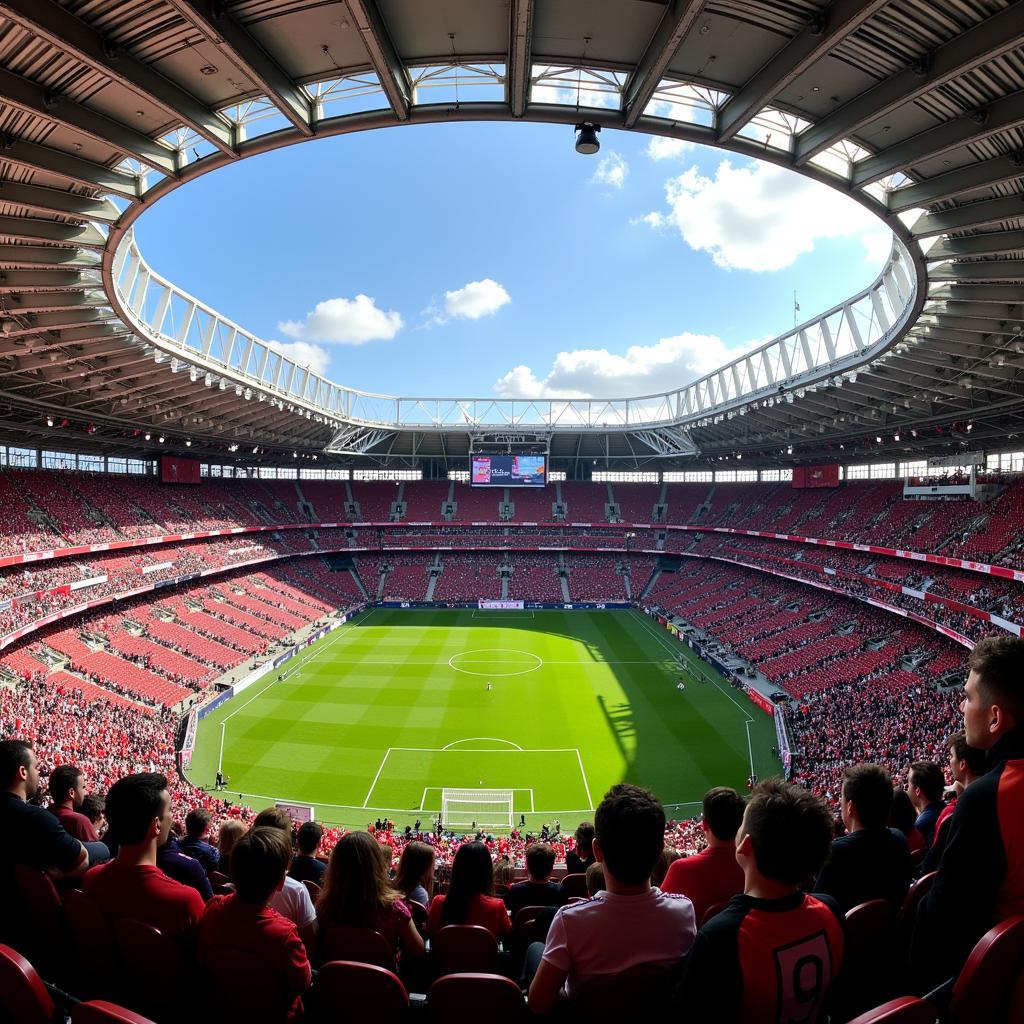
left=566, top=821, right=596, bottom=874
left=158, top=822, right=213, bottom=902
left=316, top=831, right=423, bottom=961
left=428, top=841, right=510, bottom=941
left=81, top=793, right=106, bottom=834
left=83, top=773, right=204, bottom=948
left=888, top=789, right=926, bottom=858
left=252, top=807, right=317, bottom=955
left=652, top=848, right=682, bottom=888
left=218, top=819, right=246, bottom=862
left=393, top=840, right=434, bottom=908
left=673, top=780, right=843, bottom=1021
left=505, top=842, right=563, bottom=916
left=912, top=636, right=1024, bottom=987
left=493, top=855, right=514, bottom=897
left=814, top=765, right=912, bottom=912
left=199, top=826, right=311, bottom=1023
left=905, top=761, right=946, bottom=849
left=179, top=808, right=220, bottom=874
left=288, top=822, right=326, bottom=886
left=528, top=784, right=696, bottom=1013
left=920, top=732, right=986, bottom=875
left=585, top=861, right=605, bottom=896
left=48, top=764, right=100, bottom=844
left=662, top=787, right=746, bottom=924
left=0, top=739, right=91, bottom=880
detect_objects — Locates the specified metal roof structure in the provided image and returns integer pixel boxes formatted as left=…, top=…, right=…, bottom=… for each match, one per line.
left=0, top=0, right=1022, bottom=469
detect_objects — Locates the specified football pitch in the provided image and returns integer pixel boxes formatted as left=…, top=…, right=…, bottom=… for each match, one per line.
left=186, top=609, right=779, bottom=829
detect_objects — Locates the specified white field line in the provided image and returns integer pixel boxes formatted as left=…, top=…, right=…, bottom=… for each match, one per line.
left=362, top=747, right=392, bottom=807
left=574, top=748, right=594, bottom=810
left=632, top=610, right=756, bottom=779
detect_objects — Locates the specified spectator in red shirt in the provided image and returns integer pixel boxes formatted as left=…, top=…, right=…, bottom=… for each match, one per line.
left=83, top=772, right=204, bottom=949
left=316, top=830, right=423, bottom=962
left=428, top=841, right=511, bottom=941
left=48, top=765, right=100, bottom=844
left=199, top=826, right=311, bottom=1023
left=662, top=787, right=746, bottom=924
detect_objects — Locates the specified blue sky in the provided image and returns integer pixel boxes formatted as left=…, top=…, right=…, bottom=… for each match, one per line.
left=135, top=121, right=890, bottom=399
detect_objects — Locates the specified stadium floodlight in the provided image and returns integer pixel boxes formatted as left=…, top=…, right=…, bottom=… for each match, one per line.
left=574, top=122, right=600, bottom=154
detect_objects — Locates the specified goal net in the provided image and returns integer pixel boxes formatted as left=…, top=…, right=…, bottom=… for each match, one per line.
left=441, top=788, right=514, bottom=829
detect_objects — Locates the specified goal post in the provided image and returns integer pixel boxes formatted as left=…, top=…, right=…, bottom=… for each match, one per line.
left=441, top=788, right=514, bottom=829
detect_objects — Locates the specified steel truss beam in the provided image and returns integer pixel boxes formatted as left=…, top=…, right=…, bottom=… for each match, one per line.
left=623, top=0, right=705, bottom=129
left=910, top=196, right=1024, bottom=237
left=344, top=0, right=411, bottom=121
left=325, top=423, right=395, bottom=455
left=507, top=0, right=534, bottom=118
left=163, top=1, right=313, bottom=136
left=0, top=137, right=139, bottom=197
left=0, top=182, right=119, bottom=223
left=796, top=2, right=1024, bottom=164
left=716, top=0, right=889, bottom=142
left=629, top=426, right=697, bottom=457
left=888, top=154, right=1024, bottom=213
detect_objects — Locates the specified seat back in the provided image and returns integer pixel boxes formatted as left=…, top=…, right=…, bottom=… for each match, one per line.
left=572, top=962, right=674, bottom=1016
left=560, top=873, right=587, bottom=900
left=432, top=924, right=497, bottom=976
left=319, top=926, right=395, bottom=970
left=312, top=960, right=408, bottom=1020
left=429, top=973, right=525, bottom=1022
left=835, top=899, right=897, bottom=1018
left=512, top=904, right=548, bottom=930
left=846, top=996, right=936, bottom=1024
left=302, top=879, right=321, bottom=902
left=408, top=899, right=428, bottom=935
left=204, top=947, right=299, bottom=1021
left=700, top=900, right=730, bottom=927
left=63, top=889, right=118, bottom=1000
left=113, top=919, right=186, bottom=1022
left=949, top=915, right=1024, bottom=1024
left=71, top=1001, right=157, bottom=1024
left=11, top=865, right=65, bottom=966
left=0, top=943, right=55, bottom=1024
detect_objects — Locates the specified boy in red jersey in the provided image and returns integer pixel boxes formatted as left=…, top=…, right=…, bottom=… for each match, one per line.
left=673, top=780, right=843, bottom=1023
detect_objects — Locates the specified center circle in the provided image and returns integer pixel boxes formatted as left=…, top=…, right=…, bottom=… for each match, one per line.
left=448, top=648, right=544, bottom=677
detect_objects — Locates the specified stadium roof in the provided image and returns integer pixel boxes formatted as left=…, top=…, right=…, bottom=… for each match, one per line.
left=0, top=0, right=1022, bottom=469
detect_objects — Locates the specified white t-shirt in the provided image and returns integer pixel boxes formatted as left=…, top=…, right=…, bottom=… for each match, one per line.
left=270, top=875, right=316, bottom=930
left=541, top=887, right=696, bottom=995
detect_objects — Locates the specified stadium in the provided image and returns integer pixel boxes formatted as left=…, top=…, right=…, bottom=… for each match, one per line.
left=1, top=0, right=1023, bottom=1020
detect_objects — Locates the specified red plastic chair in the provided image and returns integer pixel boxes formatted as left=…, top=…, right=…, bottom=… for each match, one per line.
left=847, top=996, right=936, bottom=1024
left=560, top=873, right=587, bottom=900
left=312, top=960, right=408, bottom=1021
left=302, top=879, right=322, bottom=901
left=432, top=924, right=498, bottom=976
left=12, top=864, right=65, bottom=967
left=63, top=888, right=118, bottom=1000
left=948, top=915, right=1024, bottom=1024
left=835, top=899, right=897, bottom=1017
left=0, top=943, right=55, bottom=1024
left=113, top=919, right=187, bottom=1022
left=572, top=962, right=674, bottom=1015
left=319, top=926, right=395, bottom=970
left=71, top=1002, right=157, bottom=1024
left=512, top=904, right=549, bottom=930
left=429, top=973, right=525, bottom=1021
left=700, top=900, right=730, bottom=927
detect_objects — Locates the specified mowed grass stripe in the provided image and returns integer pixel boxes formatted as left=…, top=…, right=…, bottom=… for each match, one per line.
left=186, top=610, right=778, bottom=828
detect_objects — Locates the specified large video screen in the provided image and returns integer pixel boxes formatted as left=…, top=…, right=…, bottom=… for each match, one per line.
left=471, top=454, right=546, bottom=488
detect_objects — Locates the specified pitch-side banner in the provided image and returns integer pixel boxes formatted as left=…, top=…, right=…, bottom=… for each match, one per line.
left=478, top=600, right=525, bottom=610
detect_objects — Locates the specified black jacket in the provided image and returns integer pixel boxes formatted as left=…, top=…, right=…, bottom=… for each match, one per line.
left=910, top=725, right=1024, bottom=988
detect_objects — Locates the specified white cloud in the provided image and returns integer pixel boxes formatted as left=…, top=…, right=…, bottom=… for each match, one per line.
left=646, top=137, right=692, bottom=162
left=641, top=159, right=886, bottom=272
left=277, top=294, right=403, bottom=345
left=266, top=340, right=331, bottom=377
left=444, top=279, right=511, bottom=320
left=591, top=151, right=629, bottom=190
left=493, top=332, right=757, bottom=399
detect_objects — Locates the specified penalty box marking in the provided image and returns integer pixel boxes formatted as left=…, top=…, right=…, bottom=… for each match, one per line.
left=420, top=787, right=536, bottom=813
left=363, top=745, right=593, bottom=811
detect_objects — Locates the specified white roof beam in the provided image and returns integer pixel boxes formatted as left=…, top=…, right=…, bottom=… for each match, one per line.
left=344, top=0, right=411, bottom=121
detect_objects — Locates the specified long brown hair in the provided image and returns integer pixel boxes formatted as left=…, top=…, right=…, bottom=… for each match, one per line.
left=393, top=840, right=435, bottom=901
left=317, top=831, right=400, bottom=928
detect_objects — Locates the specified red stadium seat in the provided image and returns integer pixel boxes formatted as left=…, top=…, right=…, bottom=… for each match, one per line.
left=202, top=947, right=303, bottom=1021
left=834, top=899, right=897, bottom=1018
left=12, top=865, right=65, bottom=970
left=0, top=943, right=55, bottom=1024
left=948, top=915, right=1024, bottom=1024
left=431, top=925, right=497, bottom=976
left=512, top=905, right=549, bottom=930
left=408, top=899, right=429, bottom=935
left=319, top=926, right=395, bottom=971
left=113, top=919, right=186, bottom=1023
left=560, top=873, right=587, bottom=899
left=63, top=888, right=118, bottom=1000
left=311, top=960, right=408, bottom=1021
left=700, top=900, right=730, bottom=928
left=302, top=879, right=321, bottom=901
left=895, top=872, right=936, bottom=955
left=71, top=1002, right=157, bottom=1024
left=572, top=962, right=674, bottom=1016
left=428, top=973, right=525, bottom=1021
left=846, top=996, right=936, bottom=1024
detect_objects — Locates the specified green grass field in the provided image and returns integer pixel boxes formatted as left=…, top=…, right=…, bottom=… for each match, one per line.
left=186, top=609, right=778, bottom=829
